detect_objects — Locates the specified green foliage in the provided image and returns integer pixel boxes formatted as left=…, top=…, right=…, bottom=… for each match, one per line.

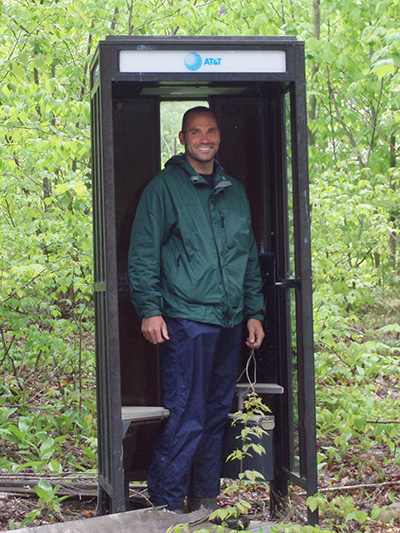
left=315, top=305, right=400, bottom=470
left=272, top=493, right=390, bottom=531
left=0, top=402, right=97, bottom=473
left=0, top=0, right=400, bottom=528
left=166, top=525, right=226, bottom=533
left=307, top=493, right=369, bottom=528
left=34, top=479, right=70, bottom=514
left=165, top=525, right=190, bottom=533
left=0, top=0, right=97, bottom=472
left=11, top=480, right=71, bottom=528
left=271, top=525, right=328, bottom=533
left=225, top=393, right=271, bottom=475
left=208, top=393, right=270, bottom=528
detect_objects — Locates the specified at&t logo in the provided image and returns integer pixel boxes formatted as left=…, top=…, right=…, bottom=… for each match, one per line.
left=184, top=52, right=222, bottom=71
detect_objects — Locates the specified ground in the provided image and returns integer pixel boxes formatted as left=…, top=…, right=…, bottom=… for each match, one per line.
left=0, top=476, right=399, bottom=532
left=0, top=493, right=96, bottom=531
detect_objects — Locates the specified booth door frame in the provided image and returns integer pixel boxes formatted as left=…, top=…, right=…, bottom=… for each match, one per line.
left=268, top=79, right=318, bottom=525
left=91, top=39, right=317, bottom=522
left=91, top=48, right=125, bottom=514
left=210, top=84, right=317, bottom=524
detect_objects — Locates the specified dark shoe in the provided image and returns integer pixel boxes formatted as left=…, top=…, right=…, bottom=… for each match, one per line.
left=210, top=513, right=250, bottom=530
left=172, top=507, right=187, bottom=514
left=187, top=496, right=219, bottom=512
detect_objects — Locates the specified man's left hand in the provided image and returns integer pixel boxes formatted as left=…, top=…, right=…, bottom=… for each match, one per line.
left=246, top=319, right=265, bottom=349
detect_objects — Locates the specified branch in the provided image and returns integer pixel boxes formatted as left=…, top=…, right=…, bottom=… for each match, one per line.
left=326, top=67, right=367, bottom=169
left=367, top=419, right=400, bottom=424
left=354, top=214, right=364, bottom=268
left=353, top=271, right=400, bottom=317
left=265, top=0, right=285, bottom=23
left=298, top=480, right=400, bottom=496
left=317, top=342, right=372, bottom=386
left=0, top=402, right=90, bottom=410
left=110, top=7, right=118, bottom=30
left=319, top=480, right=400, bottom=493
left=0, top=326, right=17, bottom=366
left=127, top=0, right=134, bottom=35
left=223, top=1, right=251, bottom=28
left=337, top=93, right=399, bottom=155
left=2, top=198, right=16, bottom=228
left=288, top=0, right=297, bottom=25
left=1, top=268, right=47, bottom=305
left=0, top=478, right=98, bottom=498
left=0, top=12, right=53, bottom=85
left=366, top=78, right=384, bottom=166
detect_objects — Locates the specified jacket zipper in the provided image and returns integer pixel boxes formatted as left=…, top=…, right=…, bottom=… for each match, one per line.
left=209, top=200, right=229, bottom=326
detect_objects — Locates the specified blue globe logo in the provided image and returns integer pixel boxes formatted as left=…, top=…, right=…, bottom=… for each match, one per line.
left=184, top=52, right=203, bottom=71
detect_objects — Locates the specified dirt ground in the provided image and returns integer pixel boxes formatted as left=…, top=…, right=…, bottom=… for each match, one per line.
left=0, top=492, right=97, bottom=531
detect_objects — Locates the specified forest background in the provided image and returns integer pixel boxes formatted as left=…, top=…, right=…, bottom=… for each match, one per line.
left=1, top=0, right=400, bottom=531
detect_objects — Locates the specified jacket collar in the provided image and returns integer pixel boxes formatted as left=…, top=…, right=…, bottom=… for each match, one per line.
left=188, top=160, right=232, bottom=192
left=165, top=154, right=232, bottom=192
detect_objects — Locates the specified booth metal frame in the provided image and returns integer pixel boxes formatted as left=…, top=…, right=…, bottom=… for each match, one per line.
left=90, top=36, right=318, bottom=525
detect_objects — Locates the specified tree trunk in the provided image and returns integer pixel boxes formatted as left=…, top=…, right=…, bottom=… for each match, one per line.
left=308, top=0, right=320, bottom=146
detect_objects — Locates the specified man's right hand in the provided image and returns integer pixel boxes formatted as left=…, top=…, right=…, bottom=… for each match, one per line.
left=141, top=316, right=170, bottom=344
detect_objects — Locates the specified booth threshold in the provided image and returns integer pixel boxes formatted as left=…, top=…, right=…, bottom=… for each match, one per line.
left=5, top=508, right=276, bottom=533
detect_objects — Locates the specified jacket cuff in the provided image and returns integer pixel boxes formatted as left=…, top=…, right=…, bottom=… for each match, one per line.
left=246, top=313, right=265, bottom=323
left=141, top=309, right=162, bottom=319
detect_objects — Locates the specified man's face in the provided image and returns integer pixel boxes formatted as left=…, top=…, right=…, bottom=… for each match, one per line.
left=179, top=112, right=220, bottom=171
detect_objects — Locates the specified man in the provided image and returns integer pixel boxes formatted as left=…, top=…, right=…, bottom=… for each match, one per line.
left=128, top=106, right=265, bottom=512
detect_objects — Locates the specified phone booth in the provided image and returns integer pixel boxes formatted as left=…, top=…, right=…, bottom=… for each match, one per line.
left=90, top=36, right=318, bottom=525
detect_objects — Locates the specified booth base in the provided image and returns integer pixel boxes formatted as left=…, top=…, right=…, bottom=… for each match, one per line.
left=4, top=508, right=275, bottom=533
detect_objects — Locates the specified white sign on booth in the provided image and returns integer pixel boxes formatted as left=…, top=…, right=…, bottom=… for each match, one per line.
left=119, top=50, right=286, bottom=74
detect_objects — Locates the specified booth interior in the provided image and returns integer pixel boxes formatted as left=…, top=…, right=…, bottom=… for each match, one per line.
left=114, top=81, right=289, bottom=487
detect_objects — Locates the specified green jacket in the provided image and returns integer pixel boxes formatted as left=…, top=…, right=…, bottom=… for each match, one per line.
left=128, top=154, right=265, bottom=328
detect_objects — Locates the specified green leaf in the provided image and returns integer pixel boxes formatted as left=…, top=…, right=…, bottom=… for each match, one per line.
left=372, top=59, right=395, bottom=78
left=48, top=459, right=62, bottom=473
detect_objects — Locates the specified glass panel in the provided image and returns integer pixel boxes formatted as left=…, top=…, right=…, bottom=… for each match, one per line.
left=160, top=101, right=207, bottom=166
left=289, top=287, right=300, bottom=475
left=285, top=91, right=295, bottom=279
left=285, top=91, right=301, bottom=476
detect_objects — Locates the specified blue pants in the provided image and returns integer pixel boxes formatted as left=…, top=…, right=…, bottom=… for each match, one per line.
left=147, top=318, right=242, bottom=510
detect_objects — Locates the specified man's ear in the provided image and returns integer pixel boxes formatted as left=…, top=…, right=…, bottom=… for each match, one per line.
left=178, top=131, right=185, bottom=145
